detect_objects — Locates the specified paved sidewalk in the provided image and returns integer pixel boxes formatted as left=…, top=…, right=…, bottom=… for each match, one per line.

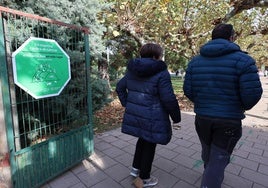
left=42, top=77, right=268, bottom=188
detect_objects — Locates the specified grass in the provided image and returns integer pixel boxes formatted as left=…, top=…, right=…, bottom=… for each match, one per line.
left=171, top=76, right=184, bottom=94
left=111, top=76, right=184, bottom=94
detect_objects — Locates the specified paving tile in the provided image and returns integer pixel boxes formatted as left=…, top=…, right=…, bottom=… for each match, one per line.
left=236, top=139, right=254, bottom=148
left=221, top=183, right=232, bottom=188
left=154, top=157, right=177, bottom=173
left=246, top=135, right=267, bottom=145
left=90, top=155, right=117, bottom=170
left=126, top=137, right=138, bottom=145
left=254, top=143, right=268, bottom=152
left=240, top=168, right=268, bottom=187
left=257, top=134, right=268, bottom=143
left=108, top=129, right=124, bottom=137
left=40, top=183, right=51, bottom=188
left=171, top=165, right=201, bottom=185
left=121, top=144, right=135, bottom=154
left=232, top=148, right=250, bottom=159
left=191, top=160, right=204, bottom=174
left=164, top=142, right=179, bottom=150
left=248, top=153, right=268, bottom=165
left=172, top=180, right=198, bottom=188
left=173, top=145, right=197, bottom=157
left=231, top=155, right=258, bottom=171
left=252, top=183, right=268, bottom=188
left=243, top=128, right=260, bottom=139
left=88, top=150, right=105, bottom=162
left=76, top=168, right=107, bottom=187
left=94, top=141, right=112, bottom=150
left=156, top=147, right=179, bottom=160
left=71, top=160, right=95, bottom=175
left=173, top=132, right=192, bottom=141
left=224, top=171, right=253, bottom=188
left=91, top=178, right=123, bottom=188
left=225, top=162, right=242, bottom=175
left=258, top=163, right=268, bottom=175
left=120, top=176, right=136, bottom=188
left=191, top=151, right=202, bottom=160
left=188, top=136, right=201, bottom=144
left=104, top=163, right=130, bottom=182
left=113, top=152, right=133, bottom=167
left=111, top=139, right=132, bottom=149
left=101, top=146, right=126, bottom=158
left=69, top=182, right=87, bottom=188
left=172, top=154, right=199, bottom=169
left=264, top=150, right=268, bottom=157
left=239, top=144, right=263, bottom=156
left=172, top=138, right=194, bottom=148
left=101, top=135, right=120, bottom=143
left=48, top=171, right=81, bottom=188
left=117, top=133, right=136, bottom=142
left=189, top=143, right=202, bottom=152
left=153, top=169, right=179, bottom=188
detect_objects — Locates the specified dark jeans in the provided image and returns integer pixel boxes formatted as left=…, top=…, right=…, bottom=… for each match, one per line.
left=132, top=138, right=157, bottom=179
left=195, top=115, right=242, bottom=188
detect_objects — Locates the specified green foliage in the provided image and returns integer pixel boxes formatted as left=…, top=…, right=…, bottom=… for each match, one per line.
left=165, top=49, right=188, bottom=71
left=2, top=0, right=109, bottom=59
left=101, top=0, right=267, bottom=71
left=171, top=77, right=184, bottom=94
left=90, top=69, right=112, bottom=112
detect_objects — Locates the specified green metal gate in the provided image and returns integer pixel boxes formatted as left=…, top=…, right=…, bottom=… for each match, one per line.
left=0, top=6, right=94, bottom=188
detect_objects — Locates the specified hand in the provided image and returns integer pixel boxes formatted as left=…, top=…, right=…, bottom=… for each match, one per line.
left=173, top=122, right=181, bottom=130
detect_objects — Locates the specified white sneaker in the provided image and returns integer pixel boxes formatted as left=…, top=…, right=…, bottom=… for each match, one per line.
left=142, top=176, right=158, bottom=187
left=130, top=167, right=140, bottom=177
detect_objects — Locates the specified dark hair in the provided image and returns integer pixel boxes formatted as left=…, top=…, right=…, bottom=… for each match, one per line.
left=212, top=23, right=235, bottom=40
left=139, top=43, right=163, bottom=59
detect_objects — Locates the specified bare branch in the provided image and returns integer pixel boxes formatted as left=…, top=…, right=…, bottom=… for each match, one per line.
left=222, top=0, right=268, bottom=23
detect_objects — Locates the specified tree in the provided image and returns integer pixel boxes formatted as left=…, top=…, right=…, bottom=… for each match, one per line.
left=221, top=1, right=268, bottom=68
left=223, top=0, right=268, bottom=25
left=1, top=0, right=109, bottom=58
left=102, top=0, right=267, bottom=71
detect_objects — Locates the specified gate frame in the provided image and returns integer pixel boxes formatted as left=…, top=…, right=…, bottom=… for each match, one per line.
left=0, top=6, right=93, bottom=188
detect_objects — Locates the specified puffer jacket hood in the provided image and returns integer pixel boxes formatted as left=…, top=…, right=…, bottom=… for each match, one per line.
left=127, top=58, right=167, bottom=77
left=200, top=39, right=241, bottom=57
left=183, top=39, right=263, bottom=119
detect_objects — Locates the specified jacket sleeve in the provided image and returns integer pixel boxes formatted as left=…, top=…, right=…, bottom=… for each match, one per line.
left=158, top=71, right=181, bottom=123
left=183, top=61, right=194, bottom=102
left=116, top=75, right=128, bottom=107
left=239, top=57, right=263, bottom=110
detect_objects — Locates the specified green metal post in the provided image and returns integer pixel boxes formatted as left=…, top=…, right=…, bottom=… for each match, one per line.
left=0, top=13, right=16, bottom=187
left=84, top=33, right=94, bottom=151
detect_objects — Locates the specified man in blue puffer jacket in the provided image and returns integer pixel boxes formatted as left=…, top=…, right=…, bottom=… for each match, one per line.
left=183, top=24, right=263, bottom=188
left=116, top=43, right=181, bottom=187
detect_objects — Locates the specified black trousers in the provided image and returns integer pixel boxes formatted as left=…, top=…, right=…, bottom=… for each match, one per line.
left=195, top=115, right=242, bottom=155
left=195, top=115, right=242, bottom=188
left=132, top=138, right=157, bottom=179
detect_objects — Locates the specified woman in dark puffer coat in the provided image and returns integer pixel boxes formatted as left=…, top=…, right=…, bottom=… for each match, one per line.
left=116, top=43, right=181, bottom=187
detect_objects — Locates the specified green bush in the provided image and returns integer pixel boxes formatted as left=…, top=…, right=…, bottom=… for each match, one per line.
left=91, top=75, right=112, bottom=112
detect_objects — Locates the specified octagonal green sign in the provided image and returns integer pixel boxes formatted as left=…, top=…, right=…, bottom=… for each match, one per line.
left=12, top=37, right=70, bottom=99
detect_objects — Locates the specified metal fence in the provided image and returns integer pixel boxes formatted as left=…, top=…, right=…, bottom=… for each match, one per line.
left=0, top=6, right=93, bottom=188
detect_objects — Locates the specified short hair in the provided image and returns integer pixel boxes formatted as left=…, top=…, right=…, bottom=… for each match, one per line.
left=212, top=23, right=235, bottom=40
left=139, top=43, right=163, bottom=59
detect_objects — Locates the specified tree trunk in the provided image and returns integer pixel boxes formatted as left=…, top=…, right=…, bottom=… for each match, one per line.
left=98, top=58, right=111, bottom=89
